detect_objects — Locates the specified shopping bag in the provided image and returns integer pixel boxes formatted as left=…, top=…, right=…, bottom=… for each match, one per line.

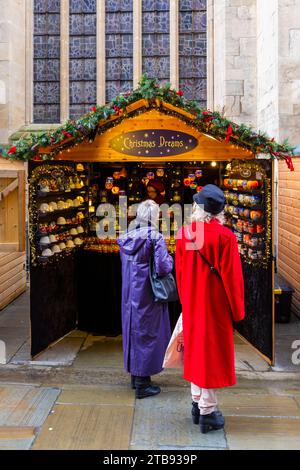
left=163, top=313, right=184, bottom=368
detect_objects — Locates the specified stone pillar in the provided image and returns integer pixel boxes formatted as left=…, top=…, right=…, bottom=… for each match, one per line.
left=0, top=0, right=26, bottom=145
left=209, top=0, right=257, bottom=127
left=278, top=0, right=300, bottom=145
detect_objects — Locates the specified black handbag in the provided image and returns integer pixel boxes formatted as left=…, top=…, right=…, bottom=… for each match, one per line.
left=149, top=241, right=179, bottom=303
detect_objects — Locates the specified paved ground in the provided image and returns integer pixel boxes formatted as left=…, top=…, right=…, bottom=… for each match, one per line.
left=0, top=291, right=300, bottom=450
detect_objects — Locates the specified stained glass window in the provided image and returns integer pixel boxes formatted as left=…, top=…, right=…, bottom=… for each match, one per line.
left=69, top=0, right=97, bottom=119
left=179, top=0, right=207, bottom=106
left=33, top=0, right=61, bottom=123
left=142, top=0, right=170, bottom=86
left=105, top=0, right=133, bottom=103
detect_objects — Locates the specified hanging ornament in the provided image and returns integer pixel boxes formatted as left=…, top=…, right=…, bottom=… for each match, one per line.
left=190, top=182, right=197, bottom=190
left=156, top=168, right=164, bottom=177
left=113, top=171, right=121, bottom=180
left=196, top=186, right=203, bottom=192
left=105, top=181, right=113, bottom=190
left=146, top=172, right=155, bottom=180
left=142, top=177, right=149, bottom=185
left=112, top=186, right=120, bottom=195
left=120, top=167, right=127, bottom=178
left=195, top=170, right=202, bottom=178
left=184, top=178, right=191, bottom=187
left=188, top=173, right=196, bottom=182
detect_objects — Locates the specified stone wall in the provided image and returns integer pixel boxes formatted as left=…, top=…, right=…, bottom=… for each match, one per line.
left=210, top=0, right=257, bottom=127
left=257, top=0, right=279, bottom=137
left=278, top=0, right=300, bottom=145
left=0, top=0, right=26, bottom=145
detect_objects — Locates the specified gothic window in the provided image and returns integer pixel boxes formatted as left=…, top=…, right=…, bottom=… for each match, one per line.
left=33, top=0, right=61, bottom=123
left=69, top=0, right=97, bottom=119
left=142, top=0, right=170, bottom=86
left=179, top=0, right=207, bottom=106
left=105, top=0, right=133, bottom=103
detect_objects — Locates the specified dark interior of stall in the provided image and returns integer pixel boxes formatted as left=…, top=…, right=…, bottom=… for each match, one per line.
left=29, top=159, right=273, bottom=362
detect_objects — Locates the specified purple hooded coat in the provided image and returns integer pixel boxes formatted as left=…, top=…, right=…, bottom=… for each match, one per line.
left=117, top=226, right=173, bottom=376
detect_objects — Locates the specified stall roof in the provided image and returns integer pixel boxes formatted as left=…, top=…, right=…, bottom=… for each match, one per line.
left=3, top=76, right=295, bottom=170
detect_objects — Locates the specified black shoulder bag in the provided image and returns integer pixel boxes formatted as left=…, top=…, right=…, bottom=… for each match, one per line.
left=149, top=239, right=179, bottom=303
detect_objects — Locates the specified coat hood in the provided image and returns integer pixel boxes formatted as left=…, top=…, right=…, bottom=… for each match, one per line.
left=117, top=226, right=156, bottom=255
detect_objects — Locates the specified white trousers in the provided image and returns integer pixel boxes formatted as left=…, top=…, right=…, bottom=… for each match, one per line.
left=191, top=383, right=218, bottom=415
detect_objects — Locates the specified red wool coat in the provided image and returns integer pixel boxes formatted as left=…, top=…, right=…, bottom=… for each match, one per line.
left=175, top=220, right=245, bottom=389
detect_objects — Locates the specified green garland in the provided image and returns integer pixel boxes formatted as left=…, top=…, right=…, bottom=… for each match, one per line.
left=3, top=75, right=296, bottom=170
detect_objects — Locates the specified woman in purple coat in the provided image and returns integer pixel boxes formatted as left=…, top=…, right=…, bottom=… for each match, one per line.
left=117, top=200, right=173, bottom=399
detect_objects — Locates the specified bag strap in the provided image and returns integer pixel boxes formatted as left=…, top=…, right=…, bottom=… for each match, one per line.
left=186, top=226, right=222, bottom=281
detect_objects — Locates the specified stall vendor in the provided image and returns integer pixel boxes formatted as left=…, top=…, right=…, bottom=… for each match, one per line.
left=146, top=180, right=166, bottom=205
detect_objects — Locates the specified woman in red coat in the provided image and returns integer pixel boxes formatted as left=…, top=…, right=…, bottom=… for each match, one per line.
left=175, top=184, right=245, bottom=434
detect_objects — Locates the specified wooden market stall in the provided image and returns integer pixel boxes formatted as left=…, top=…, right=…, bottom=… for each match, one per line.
left=0, top=157, right=26, bottom=310
left=278, top=157, right=300, bottom=317
left=4, top=78, right=294, bottom=363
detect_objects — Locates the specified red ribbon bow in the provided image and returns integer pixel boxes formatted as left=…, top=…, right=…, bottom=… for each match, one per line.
left=202, top=111, right=214, bottom=124
left=269, top=148, right=294, bottom=171
left=225, top=125, right=233, bottom=142
left=62, top=131, right=72, bottom=139
left=7, top=146, right=17, bottom=155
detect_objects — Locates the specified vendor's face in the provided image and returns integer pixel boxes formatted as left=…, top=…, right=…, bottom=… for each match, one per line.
left=147, top=186, right=158, bottom=200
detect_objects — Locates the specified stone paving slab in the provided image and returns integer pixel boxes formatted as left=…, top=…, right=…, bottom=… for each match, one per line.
left=272, top=335, right=300, bottom=372
left=131, top=390, right=227, bottom=449
left=57, top=385, right=135, bottom=407
left=0, top=311, right=30, bottom=328
left=219, top=393, right=300, bottom=417
left=67, top=330, right=88, bottom=338
left=0, top=436, right=35, bottom=450
left=10, top=337, right=85, bottom=366
left=73, top=335, right=123, bottom=369
left=225, top=416, right=300, bottom=450
left=234, top=344, right=270, bottom=372
left=294, top=397, right=300, bottom=407
left=0, top=384, right=60, bottom=426
left=32, top=403, right=134, bottom=450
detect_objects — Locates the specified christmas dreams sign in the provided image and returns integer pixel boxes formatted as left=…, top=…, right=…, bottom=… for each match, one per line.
left=110, top=130, right=198, bottom=157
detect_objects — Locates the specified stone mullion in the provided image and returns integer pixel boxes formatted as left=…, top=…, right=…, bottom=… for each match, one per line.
left=25, top=0, right=34, bottom=124
left=97, top=0, right=106, bottom=105
left=207, top=0, right=214, bottom=110
left=133, top=0, right=142, bottom=88
left=170, top=0, right=179, bottom=89
left=60, top=0, right=69, bottom=122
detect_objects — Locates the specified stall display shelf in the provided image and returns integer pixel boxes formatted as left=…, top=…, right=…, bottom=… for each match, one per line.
left=37, top=187, right=88, bottom=198
left=38, top=205, right=88, bottom=219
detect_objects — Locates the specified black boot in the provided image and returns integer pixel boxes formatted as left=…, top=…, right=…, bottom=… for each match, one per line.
left=191, top=402, right=223, bottom=425
left=191, top=401, right=200, bottom=424
left=131, top=375, right=136, bottom=390
left=135, top=376, right=161, bottom=399
left=199, top=411, right=225, bottom=434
